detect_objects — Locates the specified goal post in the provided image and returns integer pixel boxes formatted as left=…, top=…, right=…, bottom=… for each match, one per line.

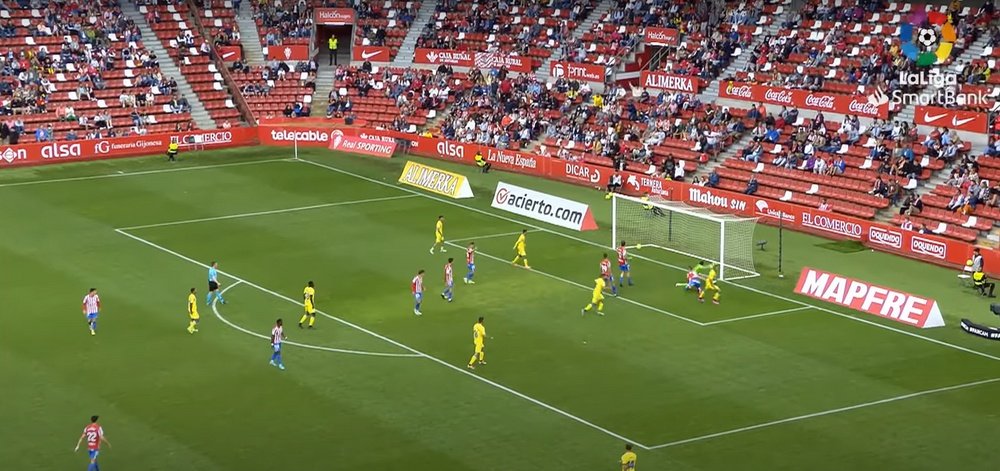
left=611, top=193, right=760, bottom=281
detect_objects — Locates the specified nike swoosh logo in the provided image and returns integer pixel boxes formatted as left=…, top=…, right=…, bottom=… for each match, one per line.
left=923, top=112, right=947, bottom=122
left=221, top=51, right=236, bottom=59
left=953, top=116, right=977, bottom=126
left=361, top=50, right=382, bottom=60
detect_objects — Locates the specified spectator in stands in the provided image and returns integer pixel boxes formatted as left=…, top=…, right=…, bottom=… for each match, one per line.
left=900, top=216, right=914, bottom=231
left=744, top=174, right=758, bottom=195
left=607, top=171, right=623, bottom=194
left=828, top=156, right=846, bottom=176
left=818, top=198, right=832, bottom=211
left=707, top=169, right=720, bottom=188
left=869, top=176, right=888, bottom=198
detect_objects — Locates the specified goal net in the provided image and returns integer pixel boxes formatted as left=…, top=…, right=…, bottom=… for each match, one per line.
left=611, top=194, right=759, bottom=281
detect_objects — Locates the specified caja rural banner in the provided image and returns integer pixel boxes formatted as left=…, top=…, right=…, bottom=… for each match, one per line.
left=0, top=127, right=257, bottom=168
left=643, top=27, right=680, bottom=47
left=413, top=49, right=531, bottom=73
left=328, top=130, right=396, bottom=158
left=315, top=8, right=355, bottom=25
left=795, top=267, right=946, bottom=328
left=352, top=46, right=391, bottom=62
left=398, top=161, right=473, bottom=198
left=491, top=181, right=598, bottom=231
left=718, top=81, right=889, bottom=119
left=913, top=105, right=988, bottom=134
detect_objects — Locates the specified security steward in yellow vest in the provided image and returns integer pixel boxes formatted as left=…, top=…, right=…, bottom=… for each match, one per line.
left=328, top=36, right=338, bottom=65
left=475, top=150, right=491, bottom=173
left=166, top=141, right=179, bottom=162
left=973, top=271, right=996, bottom=298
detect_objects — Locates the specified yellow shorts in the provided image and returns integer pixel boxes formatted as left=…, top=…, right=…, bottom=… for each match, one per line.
left=705, top=280, right=717, bottom=291
left=435, top=235, right=444, bottom=244
left=591, top=293, right=604, bottom=304
left=304, top=304, right=315, bottom=314
left=189, top=313, right=200, bottom=321
left=516, top=249, right=526, bottom=257
left=474, top=343, right=484, bottom=354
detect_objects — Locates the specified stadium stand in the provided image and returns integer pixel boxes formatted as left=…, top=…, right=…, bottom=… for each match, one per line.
left=346, top=0, right=419, bottom=62
left=139, top=0, right=242, bottom=124
left=251, top=0, right=314, bottom=47
left=415, top=0, right=596, bottom=70
left=330, top=64, right=467, bottom=129
left=0, top=0, right=203, bottom=142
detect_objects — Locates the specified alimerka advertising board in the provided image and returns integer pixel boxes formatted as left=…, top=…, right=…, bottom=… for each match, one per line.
left=718, top=81, right=889, bottom=119
left=795, top=267, right=946, bottom=328
left=0, top=127, right=257, bottom=167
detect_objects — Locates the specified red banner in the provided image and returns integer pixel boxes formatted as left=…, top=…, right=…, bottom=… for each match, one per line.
left=643, top=27, right=679, bottom=47
left=718, top=81, right=889, bottom=119
left=217, top=45, right=242, bottom=62
left=795, top=267, right=945, bottom=328
left=265, top=44, right=310, bottom=61
left=473, top=52, right=532, bottom=73
left=315, top=8, right=355, bottom=25
left=550, top=61, right=606, bottom=83
left=0, top=128, right=257, bottom=168
left=914, top=105, right=988, bottom=133
left=640, top=70, right=699, bottom=93
left=352, top=46, right=391, bottom=62
left=328, top=130, right=396, bottom=158
left=414, top=48, right=474, bottom=67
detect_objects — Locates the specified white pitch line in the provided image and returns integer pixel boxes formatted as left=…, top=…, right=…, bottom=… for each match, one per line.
left=0, top=157, right=288, bottom=189
left=647, top=376, right=1000, bottom=449
left=701, top=306, right=813, bottom=326
left=211, top=281, right=421, bottom=358
left=445, top=241, right=704, bottom=326
left=117, top=195, right=417, bottom=230
left=450, top=230, right=528, bottom=242
left=298, top=158, right=1000, bottom=363
left=116, top=228, right=650, bottom=450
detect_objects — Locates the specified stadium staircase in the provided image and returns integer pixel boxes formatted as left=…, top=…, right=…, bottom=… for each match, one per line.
left=236, top=1, right=266, bottom=66
left=123, top=1, right=217, bottom=129
left=536, top=0, right=615, bottom=82
left=310, top=67, right=338, bottom=117
left=699, top=5, right=790, bottom=101
left=391, top=0, right=438, bottom=67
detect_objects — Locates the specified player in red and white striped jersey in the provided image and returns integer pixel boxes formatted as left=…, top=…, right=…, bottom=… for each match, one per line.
left=441, top=258, right=455, bottom=302
left=411, top=269, right=425, bottom=316
left=617, top=241, right=634, bottom=287
left=601, top=254, right=618, bottom=296
left=269, top=318, right=286, bottom=370
left=81, top=288, right=101, bottom=336
left=463, top=242, right=476, bottom=284
left=75, top=415, right=111, bottom=469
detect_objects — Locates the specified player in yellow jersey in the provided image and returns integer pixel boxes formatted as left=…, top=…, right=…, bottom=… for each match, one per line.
left=620, top=444, right=637, bottom=470
left=187, top=288, right=199, bottom=334
left=430, top=215, right=446, bottom=254
left=698, top=263, right=721, bottom=304
left=511, top=229, right=529, bottom=268
left=467, top=316, right=486, bottom=369
left=299, top=281, right=317, bottom=328
left=581, top=274, right=606, bottom=316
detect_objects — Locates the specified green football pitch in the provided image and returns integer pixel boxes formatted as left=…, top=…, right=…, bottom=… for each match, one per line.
left=3, top=147, right=1000, bottom=470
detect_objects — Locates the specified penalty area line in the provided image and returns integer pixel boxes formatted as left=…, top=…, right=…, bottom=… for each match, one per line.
left=449, top=230, right=530, bottom=243
left=647, top=376, right=1000, bottom=449
left=700, top=307, right=813, bottom=326
left=116, top=228, right=650, bottom=450
left=444, top=241, right=705, bottom=326
left=211, top=282, right=421, bottom=358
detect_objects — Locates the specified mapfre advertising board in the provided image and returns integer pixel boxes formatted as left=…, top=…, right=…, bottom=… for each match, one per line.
left=491, top=181, right=598, bottom=231
left=795, top=267, right=946, bottom=328
left=718, top=81, right=889, bottom=119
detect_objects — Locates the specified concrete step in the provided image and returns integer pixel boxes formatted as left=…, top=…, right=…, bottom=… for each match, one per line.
left=236, top=1, right=266, bottom=66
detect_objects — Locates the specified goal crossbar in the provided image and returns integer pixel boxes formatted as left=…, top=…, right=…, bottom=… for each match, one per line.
left=611, top=193, right=760, bottom=281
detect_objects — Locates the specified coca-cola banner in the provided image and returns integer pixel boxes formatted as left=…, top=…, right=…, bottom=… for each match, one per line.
left=549, top=61, right=607, bottom=83
left=639, top=70, right=699, bottom=93
left=643, top=27, right=679, bottom=47
left=0, top=128, right=257, bottom=168
left=315, top=8, right=355, bottom=25
left=914, top=105, right=988, bottom=134
left=352, top=46, right=392, bottom=62
left=718, top=81, right=889, bottom=119
left=413, top=49, right=532, bottom=72
left=264, top=44, right=311, bottom=62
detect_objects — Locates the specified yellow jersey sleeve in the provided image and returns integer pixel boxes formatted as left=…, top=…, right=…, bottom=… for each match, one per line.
left=188, top=294, right=197, bottom=313
left=435, top=221, right=443, bottom=237
left=620, top=451, right=636, bottom=469
left=473, top=324, right=485, bottom=343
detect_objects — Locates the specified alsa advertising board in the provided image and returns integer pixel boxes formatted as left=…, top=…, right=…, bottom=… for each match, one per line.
left=0, top=128, right=256, bottom=167
left=491, top=181, right=598, bottom=231
left=795, top=267, right=946, bottom=328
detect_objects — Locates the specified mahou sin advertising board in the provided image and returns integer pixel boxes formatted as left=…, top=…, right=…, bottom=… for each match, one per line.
left=718, top=81, right=889, bottom=119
